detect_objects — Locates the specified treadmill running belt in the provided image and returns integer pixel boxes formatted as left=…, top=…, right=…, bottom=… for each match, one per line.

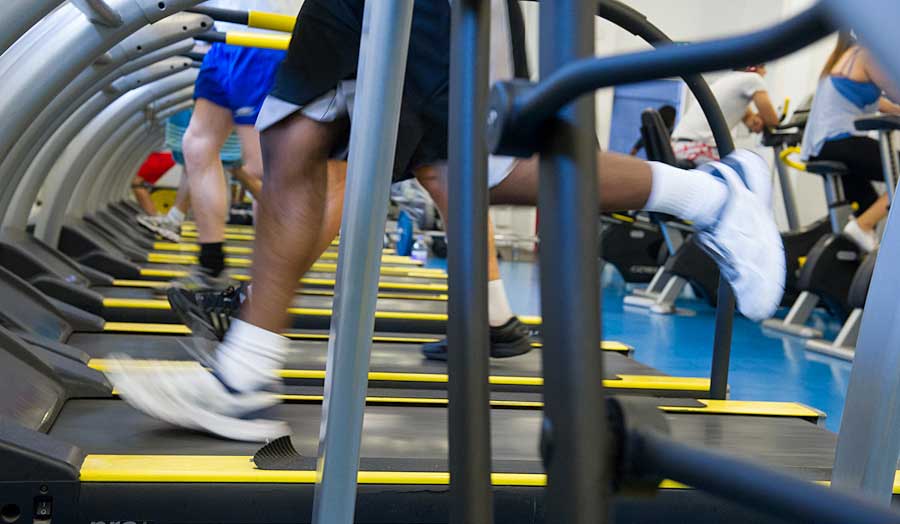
left=71, top=333, right=705, bottom=396
left=51, top=399, right=839, bottom=480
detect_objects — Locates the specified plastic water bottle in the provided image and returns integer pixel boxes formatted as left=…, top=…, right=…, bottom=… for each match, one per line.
left=411, top=235, right=428, bottom=264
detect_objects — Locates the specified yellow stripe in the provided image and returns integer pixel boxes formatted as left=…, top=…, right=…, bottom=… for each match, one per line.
left=146, top=252, right=444, bottom=278
left=274, top=369, right=707, bottom=390
left=80, top=455, right=546, bottom=485
left=111, top=279, right=169, bottom=289
left=88, top=358, right=702, bottom=391
left=610, top=213, right=635, bottom=223
left=139, top=268, right=188, bottom=278
left=223, top=31, right=290, bottom=51
left=151, top=243, right=420, bottom=266
left=661, top=399, right=822, bottom=418
left=102, top=322, right=190, bottom=334
left=299, top=289, right=447, bottom=302
left=519, top=316, right=542, bottom=326
left=103, top=298, right=170, bottom=310
left=181, top=223, right=255, bottom=233
left=301, top=277, right=448, bottom=292
left=246, top=10, right=296, bottom=32
left=85, top=456, right=880, bottom=492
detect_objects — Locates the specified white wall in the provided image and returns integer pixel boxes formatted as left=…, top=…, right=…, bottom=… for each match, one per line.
left=516, top=0, right=839, bottom=230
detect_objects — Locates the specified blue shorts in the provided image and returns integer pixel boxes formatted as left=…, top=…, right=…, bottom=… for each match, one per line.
left=194, top=43, right=286, bottom=125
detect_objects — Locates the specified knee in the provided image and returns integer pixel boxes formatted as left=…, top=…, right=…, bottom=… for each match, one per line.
left=241, top=162, right=264, bottom=182
left=414, top=166, right=447, bottom=200
left=181, top=128, right=218, bottom=168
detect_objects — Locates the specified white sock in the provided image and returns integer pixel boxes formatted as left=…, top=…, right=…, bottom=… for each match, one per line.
left=167, top=206, right=185, bottom=224
left=643, top=161, right=728, bottom=229
left=216, top=319, right=288, bottom=392
left=488, top=279, right=514, bottom=327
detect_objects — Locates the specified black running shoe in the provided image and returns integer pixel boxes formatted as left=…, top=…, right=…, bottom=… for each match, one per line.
left=167, top=283, right=247, bottom=341
left=421, top=317, right=533, bottom=361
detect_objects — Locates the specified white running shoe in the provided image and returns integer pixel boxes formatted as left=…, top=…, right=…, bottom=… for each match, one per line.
left=137, top=214, right=181, bottom=243
left=105, top=357, right=289, bottom=442
left=695, top=150, right=785, bottom=321
left=718, top=149, right=773, bottom=211
left=842, top=218, right=878, bottom=253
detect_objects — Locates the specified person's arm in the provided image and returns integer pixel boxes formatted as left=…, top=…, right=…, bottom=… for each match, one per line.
left=862, top=49, right=900, bottom=103
left=878, top=97, right=900, bottom=115
left=131, top=176, right=158, bottom=215
left=741, top=108, right=764, bottom=133
left=751, top=90, right=781, bottom=127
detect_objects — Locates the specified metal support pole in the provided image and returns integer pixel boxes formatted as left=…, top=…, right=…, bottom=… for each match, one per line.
left=537, top=1, right=607, bottom=523
left=312, top=2, right=414, bottom=524
left=878, top=130, right=897, bottom=203
left=0, top=0, right=65, bottom=53
left=448, top=0, right=493, bottom=523
left=0, top=0, right=203, bottom=206
left=3, top=44, right=194, bottom=231
left=0, top=13, right=208, bottom=226
left=0, top=14, right=206, bottom=210
left=832, top=187, right=900, bottom=503
left=102, top=126, right=163, bottom=206
left=35, top=69, right=197, bottom=245
left=86, top=89, right=190, bottom=206
left=773, top=145, right=801, bottom=230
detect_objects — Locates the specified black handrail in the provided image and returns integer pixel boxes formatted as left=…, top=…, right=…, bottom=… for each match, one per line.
left=447, top=1, right=494, bottom=523
left=186, top=6, right=249, bottom=26
left=593, top=0, right=739, bottom=401
left=635, top=430, right=900, bottom=524
left=489, top=3, right=833, bottom=156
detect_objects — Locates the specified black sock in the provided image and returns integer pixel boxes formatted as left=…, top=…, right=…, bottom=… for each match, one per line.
left=199, top=242, right=225, bottom=277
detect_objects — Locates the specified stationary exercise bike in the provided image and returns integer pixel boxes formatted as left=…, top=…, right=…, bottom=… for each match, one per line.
left=762, top=98, right=832, bottom=306
left=599, top=212, right=668, bottom=284
left=804, top=114, right=900, bottom=358
left=763, top=148, right=865, bottom=338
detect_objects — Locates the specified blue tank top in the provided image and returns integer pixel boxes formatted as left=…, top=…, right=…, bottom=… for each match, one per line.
left=801, top=49, right=882, bottom=159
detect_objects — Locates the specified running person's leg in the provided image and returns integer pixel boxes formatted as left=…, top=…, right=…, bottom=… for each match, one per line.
left=815, top=136, right=887, bottom=251
left=181, top=98, right=234, bottom=277
left=107, top=0, right=368, bottom=442
left=422, top=146, right=784, bottom=321
left=415, top=162, right=532, bottom=361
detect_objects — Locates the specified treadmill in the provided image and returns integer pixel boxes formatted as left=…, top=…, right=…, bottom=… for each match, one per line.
left=1, top=324, right=894, bottom=524
left=0, top=263, right=715, bottom=399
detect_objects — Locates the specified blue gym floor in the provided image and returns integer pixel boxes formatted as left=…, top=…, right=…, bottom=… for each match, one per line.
left=427, top=258, right=852, bottom=432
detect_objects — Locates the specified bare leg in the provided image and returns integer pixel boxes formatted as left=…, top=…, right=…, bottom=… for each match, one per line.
left=230, top=165, right=263, bottom=201
left=241, top=113, right=347, bottom=333
left=232, top=125, right=265, bottom=200
left=181, top=98, right=234, bottom=244
left=312, top=161, right=348, bottom=256
left=415, top=165, right=503, bottom=281
left=856, top=193, right=889, bottom=232
left=173, top=173, right=191, bottom=214
left=490, top=151, right=652, bottom=210
left=131, top=176, right=157, bottom=215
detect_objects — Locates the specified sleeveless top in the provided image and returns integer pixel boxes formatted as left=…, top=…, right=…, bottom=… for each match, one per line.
left=801, top=48, right=881, bottom=160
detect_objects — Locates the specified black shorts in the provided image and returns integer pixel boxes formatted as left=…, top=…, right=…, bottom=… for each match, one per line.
left=812, top=136, right=885, bottom=214
left=268, top=0, right=452, bottom=182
